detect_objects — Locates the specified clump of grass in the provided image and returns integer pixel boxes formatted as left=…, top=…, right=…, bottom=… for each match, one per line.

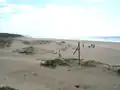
left=22, top=41, right=30, bottom=44
left=40, top=58, right=104, bottom=69
left=0, top=85, right=18, bottom=90
left=40, top=60, right=57, bottom=68
left=40, top=58, right=69, bottom=69
left=40, top=58, right=77, bottom=69
left=117, top=69, right=120, bottom=75
left=82, top=60, right=102, bottom=67
left=14, top=46, right=35, bottom=55
left=60, top=41, right=66, bottom=44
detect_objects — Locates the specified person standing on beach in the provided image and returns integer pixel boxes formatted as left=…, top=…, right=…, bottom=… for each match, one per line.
left=82, top=44, right=84, bottom=47
left=58, top=50, right=61, bottom=58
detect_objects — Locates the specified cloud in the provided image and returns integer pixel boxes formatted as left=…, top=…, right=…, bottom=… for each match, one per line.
left=87, top=0, right=104, bottom=2
left=1, top=3, right=120, bottom=38
left=0, top=0, right=16, bottom=19
left=0, top=0, right=4, bottom=3
left=0, top=6, right=15, bottom=13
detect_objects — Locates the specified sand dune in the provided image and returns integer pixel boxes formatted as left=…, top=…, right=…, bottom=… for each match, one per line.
left=0, top=37, right=120, bottom=90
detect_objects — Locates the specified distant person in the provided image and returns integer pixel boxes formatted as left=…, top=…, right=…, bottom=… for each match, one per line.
left=58, top=50, right=61, bottom=58
left=94, top=44, right=95, bottom=48
left=82, top=44, right=84, bottom=47
left=91, top=44, right=95, bottom=48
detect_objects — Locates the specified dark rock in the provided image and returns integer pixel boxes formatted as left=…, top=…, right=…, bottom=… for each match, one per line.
left=74, top=85, right=80, bottom=88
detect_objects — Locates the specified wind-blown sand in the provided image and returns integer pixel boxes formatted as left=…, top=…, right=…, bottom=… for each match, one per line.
left=0, top=37, right=120, bottom=90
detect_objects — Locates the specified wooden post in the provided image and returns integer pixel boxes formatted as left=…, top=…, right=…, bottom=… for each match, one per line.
left=78, top=42, right=80, bottom=65
left=73, top=41, right=81, bottom=65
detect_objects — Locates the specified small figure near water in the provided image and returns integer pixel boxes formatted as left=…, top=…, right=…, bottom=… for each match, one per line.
left=88, top=44, right=95, bottom=48
left=58, top=50, right=62, bottom=58
left=91, top=44, right=95, bottom=48
left=82, top=44, right=84, bottom=47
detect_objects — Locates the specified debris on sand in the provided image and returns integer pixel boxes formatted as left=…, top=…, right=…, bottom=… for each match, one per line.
left=82, top=60, right=97, bottom=67
left=3, top=77, right=6, bottom=81
left=39, top=40, right=52, bottom=44
left=60, top=47, right=68, bottom=51
left=74, top=84, right=97, bottom=90
left=23, top=74, right=27, bottom=77
left=13, top=46, right=35, bottom=55
left=88, top=46, right=91, bottom=48
left=19, top=46, right=34, bottom=54
left=40, top=59, right=57, bottom=68
left=22, top=41, right=30, bottom=45
left=103, top=65, right=120, bottom=74
left=32, top=72, right=38, bottom=76
left=60, top=41, right=66, bottom=44
left=52, top=51, right=57, bottom=54
left=40, top=58, right=76, bottom=69
left=56, top=41, right=67, bottom=46
left=117, top=69, right=120, bottom=75
left=72, top=47, right=76, bottom=49
left=0, top=39, right=12, bottom=48
left=0, top=85, right=18, bottom=90
left=40, top=58, right=106, bottom=69
left=82, top=60, right=103, bottom=67
left=74, top=85, right=80, bottom=88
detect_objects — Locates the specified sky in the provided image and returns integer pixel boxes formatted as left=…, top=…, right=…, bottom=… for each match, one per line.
left=0, top=0, right=120, bottom=39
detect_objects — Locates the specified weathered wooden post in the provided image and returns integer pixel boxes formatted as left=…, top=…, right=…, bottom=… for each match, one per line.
left=78, top=42, right=80, bottom=65
left=73, top=41, right=81, bottom=65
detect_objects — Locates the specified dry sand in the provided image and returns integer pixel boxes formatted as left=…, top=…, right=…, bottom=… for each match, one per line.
left=0, top=37, right=120, bottom=90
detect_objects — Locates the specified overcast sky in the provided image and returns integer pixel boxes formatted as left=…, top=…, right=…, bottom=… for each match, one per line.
left=0, top=0, right=120, bottom=39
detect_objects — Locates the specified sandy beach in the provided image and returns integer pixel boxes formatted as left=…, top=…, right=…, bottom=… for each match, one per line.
left=0, top=37, right=120, bottom=90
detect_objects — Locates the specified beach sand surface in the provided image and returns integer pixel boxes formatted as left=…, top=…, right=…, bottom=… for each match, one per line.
left=0, top=37, right=120, bottom=90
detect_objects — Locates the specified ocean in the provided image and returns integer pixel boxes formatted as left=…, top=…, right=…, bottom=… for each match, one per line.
left=80, top=37, right=120, bottom=42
